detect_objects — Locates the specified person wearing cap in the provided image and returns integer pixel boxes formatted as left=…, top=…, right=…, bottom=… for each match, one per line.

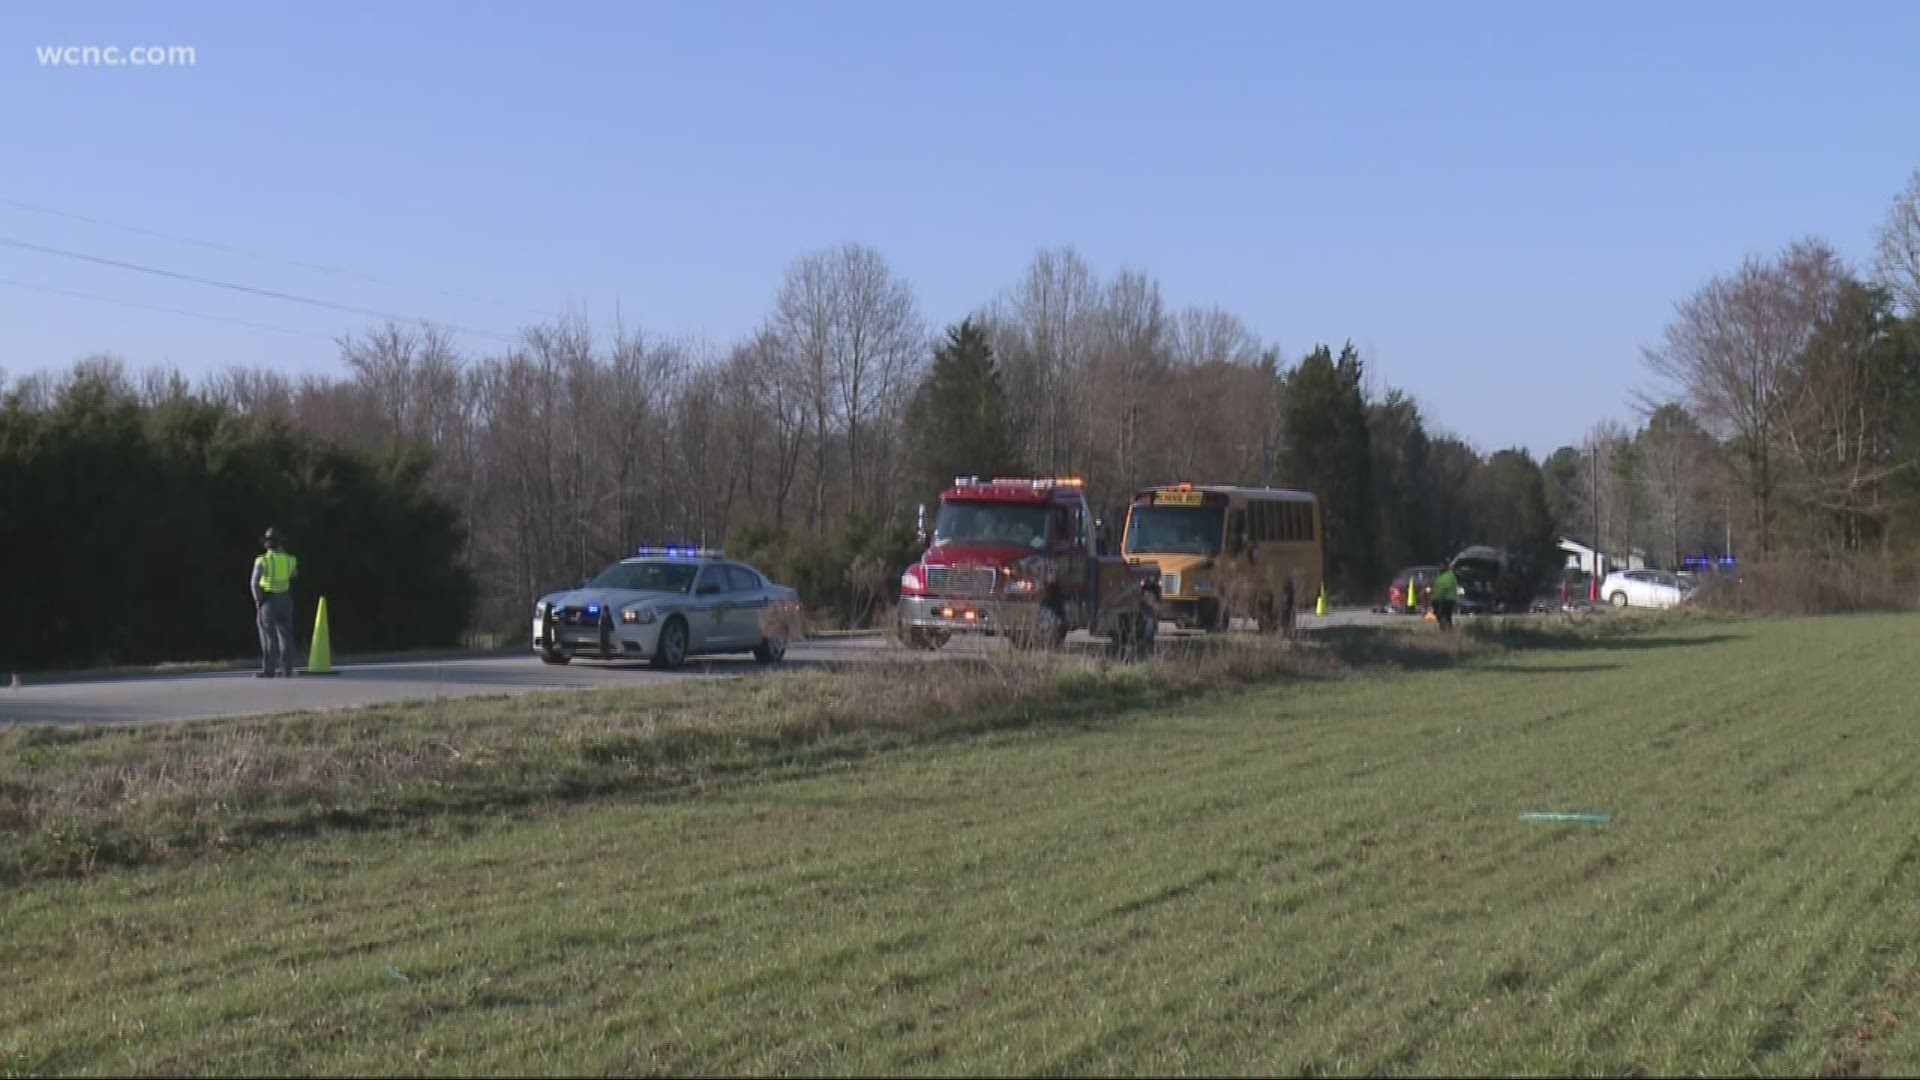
left=251, top=527, right=299, bottom=677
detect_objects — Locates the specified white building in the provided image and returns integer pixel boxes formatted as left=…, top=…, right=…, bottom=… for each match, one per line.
left=1558, top=537, right=1647, bottom=576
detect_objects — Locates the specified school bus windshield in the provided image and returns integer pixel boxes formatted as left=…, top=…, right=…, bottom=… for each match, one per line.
left=1124, top=505, right=1224, bottom=555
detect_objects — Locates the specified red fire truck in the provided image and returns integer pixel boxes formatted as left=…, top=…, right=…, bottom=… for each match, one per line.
left=895, top=475, right=1162, bottom=658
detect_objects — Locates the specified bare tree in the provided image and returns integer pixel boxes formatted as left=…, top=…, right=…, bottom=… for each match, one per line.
left=830, top=245, right=924, bottom=516
left=1094, top=267, right=1170, bottom=501
left=1167, top=305, right=1264, bottom=477
left=1778, top=277, right=1912, bottom=550
left=1641, top=238, right=1839, bottom=555
left=988, top=246, right=1103, bottom=477
left=1876, top=168, right=1920, bottom=317
left=733, top=328, right=807, bottom=528
left=338, top=321, right=466, bottom=451
left=773, top=252, right=839, bottom=528
left=771, top=244, right=923, bottom=525
left=1567, top=419, right=1636, bottom=559
left=1635, top=404, right=1714, bottom=567
left=201, top=365, right=295, bottom=425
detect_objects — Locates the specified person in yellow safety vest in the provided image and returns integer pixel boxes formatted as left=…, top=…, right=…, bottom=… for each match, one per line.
left=1431, top=565, right=1459, bottom=630
left=251, top=527, right=299, bottom=677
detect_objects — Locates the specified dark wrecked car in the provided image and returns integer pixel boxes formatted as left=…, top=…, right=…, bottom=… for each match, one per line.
left=1448, top=545, right=1538, bottom=615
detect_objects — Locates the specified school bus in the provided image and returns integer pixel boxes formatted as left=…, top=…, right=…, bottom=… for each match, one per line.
left=1119, top=483, right=1323, bottom=631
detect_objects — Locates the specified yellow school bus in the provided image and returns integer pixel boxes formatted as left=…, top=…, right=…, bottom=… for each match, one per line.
left=1119, top=483, right=1323, bottom=631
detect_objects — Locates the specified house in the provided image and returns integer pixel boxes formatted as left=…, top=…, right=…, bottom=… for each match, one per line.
left=1557, top=537, right=1647, bottom=576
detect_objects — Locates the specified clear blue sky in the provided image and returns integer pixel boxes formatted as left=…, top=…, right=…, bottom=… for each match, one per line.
left=4, top=1, right=1915, bottom=461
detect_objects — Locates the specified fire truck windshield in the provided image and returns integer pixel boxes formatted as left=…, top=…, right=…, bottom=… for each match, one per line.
left=932, top=502, right=1049, bottom=548
left=1124, top=505, right=1224, bottom=556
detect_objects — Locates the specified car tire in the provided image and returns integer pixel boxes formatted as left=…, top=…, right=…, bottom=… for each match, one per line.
left=539, top=648, right=570, bottom=665
left=753, top=633, right=786, bottom=664
left=651, top=616, right=689, bottom=670
left=1609, top=591, right=1628, bottom=608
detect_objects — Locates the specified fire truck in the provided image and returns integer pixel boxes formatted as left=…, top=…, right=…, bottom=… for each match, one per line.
left=895, top=476, right=1162, bottom=659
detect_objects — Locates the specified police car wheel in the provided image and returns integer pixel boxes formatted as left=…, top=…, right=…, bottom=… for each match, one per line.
left=539, top=648, right=571, bottom=665
left=651, top=617, right=689, bottom=670
left=754, top=634, right=786, bottom=663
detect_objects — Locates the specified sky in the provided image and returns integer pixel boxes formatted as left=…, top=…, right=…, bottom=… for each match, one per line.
left=3, top=1, right=1916, bottom=462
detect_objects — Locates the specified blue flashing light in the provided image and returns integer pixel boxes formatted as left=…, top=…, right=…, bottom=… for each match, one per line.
left=634, top=545, right=725, bottom=559
left=585, top=603, right=600, bottom=617
left=1681, top=553, right=1738, bottom=570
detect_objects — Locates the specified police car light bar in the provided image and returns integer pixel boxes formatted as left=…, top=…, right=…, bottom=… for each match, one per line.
left=634, top=545, right=725, bottom=558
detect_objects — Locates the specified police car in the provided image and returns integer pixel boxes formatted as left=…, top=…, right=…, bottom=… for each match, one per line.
left=532, top=547, right=801, bottom=669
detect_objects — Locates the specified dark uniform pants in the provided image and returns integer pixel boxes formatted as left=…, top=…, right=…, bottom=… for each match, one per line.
left=258, top=592, right=295, bottom=675
left=1434, top=598, right=1456, bottom=630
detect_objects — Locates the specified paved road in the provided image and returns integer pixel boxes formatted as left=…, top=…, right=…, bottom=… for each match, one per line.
left=0, top=609, right=1408, bottom=726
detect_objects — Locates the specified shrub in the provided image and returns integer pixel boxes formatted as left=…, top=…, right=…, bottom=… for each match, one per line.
left=1688, top=554, right=1917, bottom=616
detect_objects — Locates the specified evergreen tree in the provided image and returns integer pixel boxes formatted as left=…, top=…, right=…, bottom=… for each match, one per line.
left=1280, top=342, right=1380, bottom=595
left=1471, top=448, right=1558, bottom=593
left=1367, top=388, right=1436, bottom=572
left=903, top=319, right=1025, bottom=493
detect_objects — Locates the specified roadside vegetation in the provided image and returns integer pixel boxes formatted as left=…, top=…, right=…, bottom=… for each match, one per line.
left=3, top=614, right=1661, bottom=888
left=7, top=611, right=1920, bottom=1074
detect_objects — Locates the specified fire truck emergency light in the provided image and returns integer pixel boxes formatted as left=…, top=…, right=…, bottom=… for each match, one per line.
left=952, top=475, right=1083, bottom=490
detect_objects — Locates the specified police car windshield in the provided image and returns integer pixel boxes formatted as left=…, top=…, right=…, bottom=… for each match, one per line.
left=933, top=502, right=1049, bottom=548
left=1124, top=506, right=1223, bottom=555
left=587, top=560, right=698, bottom=593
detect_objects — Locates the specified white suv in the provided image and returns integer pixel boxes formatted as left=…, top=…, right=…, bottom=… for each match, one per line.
left=1601, top=569, right=1693, bottom=609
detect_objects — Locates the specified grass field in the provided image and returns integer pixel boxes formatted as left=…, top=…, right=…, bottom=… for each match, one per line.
left=7, top=613, right=1920, bottom=1075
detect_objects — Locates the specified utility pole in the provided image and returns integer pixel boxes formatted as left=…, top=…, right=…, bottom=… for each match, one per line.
left=1589, top=438, right=1600, bottom=601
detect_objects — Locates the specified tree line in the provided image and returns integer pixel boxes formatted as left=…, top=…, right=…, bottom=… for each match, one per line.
left=2, top=245, right=1577, bottom=668
left=10, top=166, right=1914, bottom=667
left=1547, top=171, right=1920, bottom=593
left=0, top=360, right=472, bottom=670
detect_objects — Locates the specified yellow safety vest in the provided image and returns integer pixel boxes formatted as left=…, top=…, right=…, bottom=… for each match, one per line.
left=255, top=551, right=297, bottom=593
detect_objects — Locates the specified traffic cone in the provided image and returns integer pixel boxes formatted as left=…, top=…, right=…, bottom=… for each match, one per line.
left=302, top=596, right=339, bottom=676
left=1315, top=583, right=1328, bottom=616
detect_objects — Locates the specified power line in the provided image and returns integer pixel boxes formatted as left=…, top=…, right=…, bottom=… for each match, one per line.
left=0, top=277, right=339, bottom=340
left=0, top=236, right=521, bottom=343
left=0, top=193, right=560, bottom=319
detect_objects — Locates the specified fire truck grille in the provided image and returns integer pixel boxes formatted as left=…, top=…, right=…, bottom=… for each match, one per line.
left=926, top=566, right=998, bottom=597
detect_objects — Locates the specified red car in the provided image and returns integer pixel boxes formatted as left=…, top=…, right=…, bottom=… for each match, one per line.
left=1381, top=564, right=1441, bottom=614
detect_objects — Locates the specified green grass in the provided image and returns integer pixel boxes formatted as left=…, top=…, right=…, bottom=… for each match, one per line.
left=8, top=613, right=1920, bottom=1074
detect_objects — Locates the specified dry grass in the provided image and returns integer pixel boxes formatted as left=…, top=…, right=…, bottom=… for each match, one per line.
left=1690, top=554, right=1919, bottom=616
left=0, top=615, right=1666, bottom=888
left=14, top=612, right=1920, bottom=1074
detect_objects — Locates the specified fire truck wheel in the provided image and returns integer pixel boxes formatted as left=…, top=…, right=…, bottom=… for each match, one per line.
left=1255, top=594, right=1278, bottom=634
left=903, top=627, right=948, bottom=651
left=1199, top=597, right=1227, bottom=632
left=1105, top=611, right=1155, bottom=662
left=1026, top=604, right=1067, bottom=650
